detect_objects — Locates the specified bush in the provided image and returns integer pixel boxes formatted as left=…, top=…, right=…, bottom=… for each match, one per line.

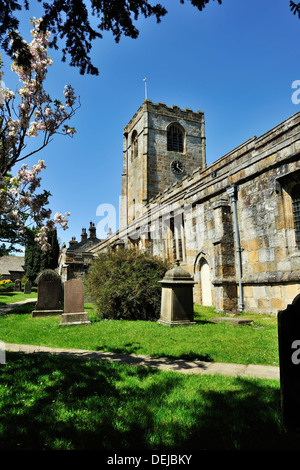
left=85, top=248, right=171, bottom=321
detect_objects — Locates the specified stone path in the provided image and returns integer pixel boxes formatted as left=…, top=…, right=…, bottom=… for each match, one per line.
left=4, top=342, right=280, bottom=380
left=0, top=298, right=37, bottom=314
left=1, top=299, right=280, bottom=380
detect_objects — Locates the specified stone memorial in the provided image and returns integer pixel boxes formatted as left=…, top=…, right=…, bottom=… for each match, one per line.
left=32, top=270, right=63, bottom=317
left=14, top=279, right=21, bottom=291
left=59, top=278, right=90, bottom=326
left=278, top=294, right=300, bottom=433
left=158, top=260, right=196, bottom=326
left=24, top=280, right=32, bottom=294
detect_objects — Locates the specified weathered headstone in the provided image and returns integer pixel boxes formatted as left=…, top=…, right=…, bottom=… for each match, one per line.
left=59, top=278, right=90, bottom=326
left=14, top=279, right=21, bottom=291
left=278, top=294, right=300, bottom=433
left=24, top=280, right=32, bottom=294
left=32, top=270, right=63, bottom=317
left=158, top=260, right=196, bottom=326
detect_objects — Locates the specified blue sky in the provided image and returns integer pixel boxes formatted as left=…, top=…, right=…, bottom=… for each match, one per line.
left=3, top=0, right=300, bottom=249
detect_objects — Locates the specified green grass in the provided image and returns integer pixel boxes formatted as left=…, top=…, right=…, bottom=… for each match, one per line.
left=0, top=351, right=296, bottom=451
left=0, top=292, right=294, bottom=451
left=0, top=298, right=279, bottom=366
left=0, top=291, right=37, bottom=305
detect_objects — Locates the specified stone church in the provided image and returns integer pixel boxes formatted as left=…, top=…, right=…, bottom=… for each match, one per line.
left=59, top=100, right=300, bottom=314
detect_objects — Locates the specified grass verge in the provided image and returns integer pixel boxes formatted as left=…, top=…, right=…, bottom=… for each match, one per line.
left=0, top=351, right=296, bottom=451
left=0, top=291, right=37, bottom=305
left=0, top=301, right=279, bottom=366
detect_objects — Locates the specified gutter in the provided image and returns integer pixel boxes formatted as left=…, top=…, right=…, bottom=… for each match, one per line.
left=227, top=184, right=244, bottom=312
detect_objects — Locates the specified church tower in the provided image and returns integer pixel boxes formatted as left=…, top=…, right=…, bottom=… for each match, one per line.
left=120, top=100, right=206, bottom=228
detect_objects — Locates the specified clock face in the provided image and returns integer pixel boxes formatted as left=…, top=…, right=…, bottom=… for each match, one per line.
left=171, top=160, right=184, bottom=175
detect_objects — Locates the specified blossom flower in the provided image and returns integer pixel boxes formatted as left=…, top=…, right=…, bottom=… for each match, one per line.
left=0, top=18, right=78, bottom=252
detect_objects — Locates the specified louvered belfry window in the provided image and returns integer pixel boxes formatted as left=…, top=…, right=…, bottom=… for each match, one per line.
left=167, top=124, right=184, bottom=153
left=292, top=185, right=300, bottom=250
left=131, top=130, right=138, bottom=160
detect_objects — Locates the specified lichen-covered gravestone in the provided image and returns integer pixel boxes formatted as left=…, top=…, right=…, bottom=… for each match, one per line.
left=32, top=270, right=63, bottom=317
left=24, top=280, right=32, bottom=294
left=59, top=278, right=90, bottom=326
left=158, top=260, right=196, bottom=326
left=14, top=279, right=21, bottom=291
left=278, top=294, right=300, bottom=433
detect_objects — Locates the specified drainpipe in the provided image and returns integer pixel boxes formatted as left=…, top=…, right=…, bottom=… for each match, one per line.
left=227, top=184, right=244, bottom=312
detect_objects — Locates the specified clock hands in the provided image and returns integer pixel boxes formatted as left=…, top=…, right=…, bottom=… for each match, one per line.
left=171, top=160, right=183, bottom=174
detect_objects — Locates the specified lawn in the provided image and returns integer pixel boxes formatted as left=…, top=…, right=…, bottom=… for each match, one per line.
left=0, top=291, right=37, bottom=305
left=0, top=292, right=290, bottom=451
left=0, top=300, right=279, bottom=366
left=0, top=351, right=297, bottom=451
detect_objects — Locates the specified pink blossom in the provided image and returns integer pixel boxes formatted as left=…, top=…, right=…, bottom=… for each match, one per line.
left=0, top=18, right=77, bottom=251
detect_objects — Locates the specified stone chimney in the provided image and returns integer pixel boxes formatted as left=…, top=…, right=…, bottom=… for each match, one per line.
left=81, top=228, right=87, bottom=242
left=69, top=237, right=78, bottom=248
left=89, top=222, right=96, bottom=239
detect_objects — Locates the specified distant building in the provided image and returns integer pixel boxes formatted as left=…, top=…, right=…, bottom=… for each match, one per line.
left=0, top=256, right=25, bottom=282
left=61, top=100, right=300, bottom=314
left=58, top=222, right=101, bottom=281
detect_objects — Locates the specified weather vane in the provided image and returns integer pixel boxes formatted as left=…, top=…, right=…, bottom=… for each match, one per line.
left=143, top=77, right=147, bottom=100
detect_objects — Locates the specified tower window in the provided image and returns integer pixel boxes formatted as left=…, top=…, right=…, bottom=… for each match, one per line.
left=292, top=185, right=300, bottom=249
left=131, top=130, right=138, bottom=160
left=167, top=124, right=184, bottom=153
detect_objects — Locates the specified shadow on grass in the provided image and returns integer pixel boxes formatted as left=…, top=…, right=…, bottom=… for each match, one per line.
left=0, top=292, right=16, bottom=306
left=3, top=302, right=36, bottom=314
left=94, top=342, right=213, bottom=363
left=0, top=351, right=298, bottom=451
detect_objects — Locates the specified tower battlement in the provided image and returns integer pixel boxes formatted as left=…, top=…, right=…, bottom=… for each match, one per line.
left=120, top=101, right=206, bottom=228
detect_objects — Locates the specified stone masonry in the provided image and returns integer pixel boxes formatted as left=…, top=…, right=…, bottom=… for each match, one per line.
left=61, top=101, right=300, bottom=315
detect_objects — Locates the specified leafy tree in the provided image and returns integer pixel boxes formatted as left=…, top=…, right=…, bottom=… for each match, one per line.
left=85, top=248, right=171, bottom=321
left=0, top=18, right=78, bottom=254
left=24, top=227, right=60, bottom=281
left=291, top=1, right=300, bottom=18
left=2, top=2, right=299, bottom=76
left=0, top=1, right=225, bottom=75
left=0, top=217, right=26, bottom=256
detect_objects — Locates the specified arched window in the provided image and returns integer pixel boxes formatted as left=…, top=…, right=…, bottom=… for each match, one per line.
left=131, top=130, right=138, bottom=160
left=167, top=124, right=184, bottom=153
left=292, top=184, right=300, bottom=250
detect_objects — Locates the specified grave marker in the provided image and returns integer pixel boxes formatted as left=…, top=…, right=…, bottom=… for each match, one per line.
left=32, top=270, right=63, bottom=317
left=14, top=279, right=21, bottom=291
left=278, top=294, right=300, bottom=433
left=59, top=278, right=90, bottom=326
left=24, top=280, right=32, bottom=294
left=158, top=260, right=196, bottom=326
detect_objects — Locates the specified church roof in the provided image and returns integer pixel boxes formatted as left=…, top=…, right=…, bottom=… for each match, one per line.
left=67, top=237, right=101, bottom=254
left=0, top=256, right=25, bottom=275
left=65, top=222, right=103, bottom=255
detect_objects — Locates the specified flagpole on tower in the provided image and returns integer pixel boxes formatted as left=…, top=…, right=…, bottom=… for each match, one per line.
left=143, top=77, right=147, bottom=100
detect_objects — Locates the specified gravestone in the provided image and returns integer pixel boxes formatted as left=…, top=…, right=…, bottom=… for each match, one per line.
left=14, top=279, right=21, bottom=291
left=158, top=260, right=196, bottom=326
left=59, top=278, right=90, bottom=326
left=210, top=317, right=253, bottom=326
left=24, top=280, right=32, bottom=294
left=32, top=270, right=63, bottom=317
left=278, top=294, right=300, bottom=433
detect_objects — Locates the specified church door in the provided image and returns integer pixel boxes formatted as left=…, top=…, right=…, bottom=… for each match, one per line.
left=200, top=260, right=212, bottom=306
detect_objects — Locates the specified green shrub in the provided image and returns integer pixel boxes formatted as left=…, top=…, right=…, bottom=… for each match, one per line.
left=85, top=248, right=171, bottom=321
left=0, top=280, right=14, bottom=292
